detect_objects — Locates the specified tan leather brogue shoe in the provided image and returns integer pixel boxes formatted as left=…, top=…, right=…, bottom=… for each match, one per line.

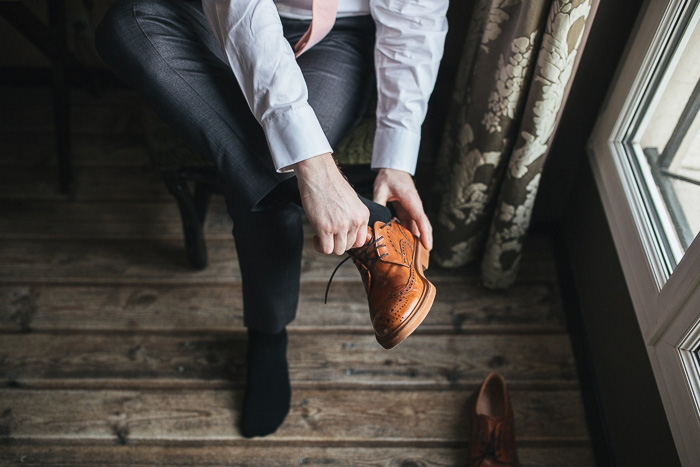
left=469, top=372, right=520, bottom=467
left=347, top=218, right=436, bottom=349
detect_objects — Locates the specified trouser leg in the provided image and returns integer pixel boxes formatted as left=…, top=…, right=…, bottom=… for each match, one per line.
left=224, top=196, right=303, bottom=334
left=95, top=0, right=380, bottom=333
left=95, top=0, right=377, bottom=210
left=96, top=0, right=296, bottom=332
left=95, top=0, right=285, bottom=211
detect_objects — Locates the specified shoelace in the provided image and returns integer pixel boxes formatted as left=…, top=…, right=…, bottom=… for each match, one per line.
left=324, top=232, right=388, bottom=304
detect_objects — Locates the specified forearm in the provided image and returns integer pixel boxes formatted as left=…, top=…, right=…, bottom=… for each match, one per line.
left=201, top=0, right=332, bottom=172
left=370, top=0, right=449, bottom=174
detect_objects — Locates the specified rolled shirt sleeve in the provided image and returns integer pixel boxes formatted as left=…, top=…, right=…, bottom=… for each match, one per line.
left=370, top=0, right=449, bottom=175
left=201, top=0, right=332, bottom=172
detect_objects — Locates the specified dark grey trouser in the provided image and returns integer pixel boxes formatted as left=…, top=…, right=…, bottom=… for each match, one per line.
left=95, top=0, right=376, bottom=333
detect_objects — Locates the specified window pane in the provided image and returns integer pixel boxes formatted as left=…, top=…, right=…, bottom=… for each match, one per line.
left=637, top=13, right=700, bottom=262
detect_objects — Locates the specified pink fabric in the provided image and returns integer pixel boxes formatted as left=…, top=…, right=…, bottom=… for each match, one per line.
left=293, top=0, right=339, bottom=57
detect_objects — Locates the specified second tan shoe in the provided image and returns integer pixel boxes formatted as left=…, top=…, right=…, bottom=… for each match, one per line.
left=469, top=372, right=520, bottom=467
left=347, top=218, right=436, bottom=349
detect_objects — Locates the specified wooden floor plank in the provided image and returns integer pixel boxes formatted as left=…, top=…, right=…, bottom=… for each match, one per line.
left=0, top=238, right=557, bottom=285
left=0, top=282, right=564, bottom=333
left=0, top=333, right=577, bottom=389
left=0, top=388, right=589, bottom=444
left=0, top=445, right=597, bottom=466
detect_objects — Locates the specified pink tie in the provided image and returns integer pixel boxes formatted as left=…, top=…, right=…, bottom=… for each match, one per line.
left=293, top=0, right=339, bottom=58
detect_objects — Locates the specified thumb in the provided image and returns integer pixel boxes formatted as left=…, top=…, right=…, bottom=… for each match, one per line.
left=373, top=183, right=389, bottom=206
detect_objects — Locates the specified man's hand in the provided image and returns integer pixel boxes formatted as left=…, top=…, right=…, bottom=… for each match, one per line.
left=293, top=153, right=369, bottom=255
left=374, top=168, right=433, bottom=250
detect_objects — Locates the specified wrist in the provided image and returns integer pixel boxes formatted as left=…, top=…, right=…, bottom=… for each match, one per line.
left=376, top=167, right=413, bottom=182
left=292, top=152, right=336, bottom=181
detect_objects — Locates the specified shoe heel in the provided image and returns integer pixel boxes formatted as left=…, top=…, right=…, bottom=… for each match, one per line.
left=417, top=241, right=430, bottom=271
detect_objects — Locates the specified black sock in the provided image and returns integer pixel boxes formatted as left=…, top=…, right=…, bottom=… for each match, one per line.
left=357, top=194, right=392, bottom=224
left=241, top=328, right=291, bottom=438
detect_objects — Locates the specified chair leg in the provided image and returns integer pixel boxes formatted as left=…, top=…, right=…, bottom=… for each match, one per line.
left=49, top=0, right=73, bottom=195
left=194, top=181, right=213, bottom=225
left=162, top=171, right=208, bottom=270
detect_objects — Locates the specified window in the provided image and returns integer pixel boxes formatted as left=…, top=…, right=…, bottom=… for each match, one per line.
left=589, top=0, right=700, bottom=464
left=637, top=11, right=700, bottom=262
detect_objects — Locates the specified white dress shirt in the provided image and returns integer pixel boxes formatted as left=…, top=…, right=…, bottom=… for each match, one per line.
left=202, top=0, right=448, bottom=175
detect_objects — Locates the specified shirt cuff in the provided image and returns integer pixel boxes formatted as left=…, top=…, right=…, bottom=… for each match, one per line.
left=262, top=104, right=333, bottom=173
left=371, top=127, right=422, bottom=175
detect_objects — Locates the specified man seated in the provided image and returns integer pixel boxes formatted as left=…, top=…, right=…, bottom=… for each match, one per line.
left=96, top=0, right=447, bottom=437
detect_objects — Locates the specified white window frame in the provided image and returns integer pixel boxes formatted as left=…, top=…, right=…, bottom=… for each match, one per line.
left=589, top=0, right=700, bottom=464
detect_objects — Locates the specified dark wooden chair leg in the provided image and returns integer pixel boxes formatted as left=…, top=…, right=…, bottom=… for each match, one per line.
left=194, top=182, right=213, bottom=225
left=49, top=0, right=73, bottom=195
left=162, top=171, right=208, bottom=270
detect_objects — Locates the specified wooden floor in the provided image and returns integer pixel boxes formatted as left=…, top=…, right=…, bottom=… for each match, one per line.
left=0, top=88, right=596, bottom=466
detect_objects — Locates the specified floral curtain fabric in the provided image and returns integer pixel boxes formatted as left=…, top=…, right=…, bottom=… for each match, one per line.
left=433, top=0, right=596, bottom=288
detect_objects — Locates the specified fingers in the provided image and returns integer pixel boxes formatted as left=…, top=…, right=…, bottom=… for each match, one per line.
left=403, top=199, right=433, bottom=250
left=346, top=206, right=369, bottom=252
left=373, top=182, right=389, bottom=206
left=352, top=222, right=367, bottom=249
left=315, top=225, right=344, bottom=255
left=326, top=225, right=365, bottom=254
left=410, top=220, right=420, bottom=238
left=415, top=212, right=433, bottom=250
left=390, top=189, right=433, bottom=251
left=299, top=164, right=370, bottom=255
left=315, top=231, right=334, bottom=255
left=315, top=207, right=368, bottom=255
left=333, top=231, right=348, bottom=256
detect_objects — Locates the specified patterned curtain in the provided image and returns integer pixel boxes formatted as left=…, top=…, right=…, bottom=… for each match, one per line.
left=433, top=0, right=598, bottom=288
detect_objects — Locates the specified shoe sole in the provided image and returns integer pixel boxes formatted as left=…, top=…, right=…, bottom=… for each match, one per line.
left=376, top=239, right=436, bottom=350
